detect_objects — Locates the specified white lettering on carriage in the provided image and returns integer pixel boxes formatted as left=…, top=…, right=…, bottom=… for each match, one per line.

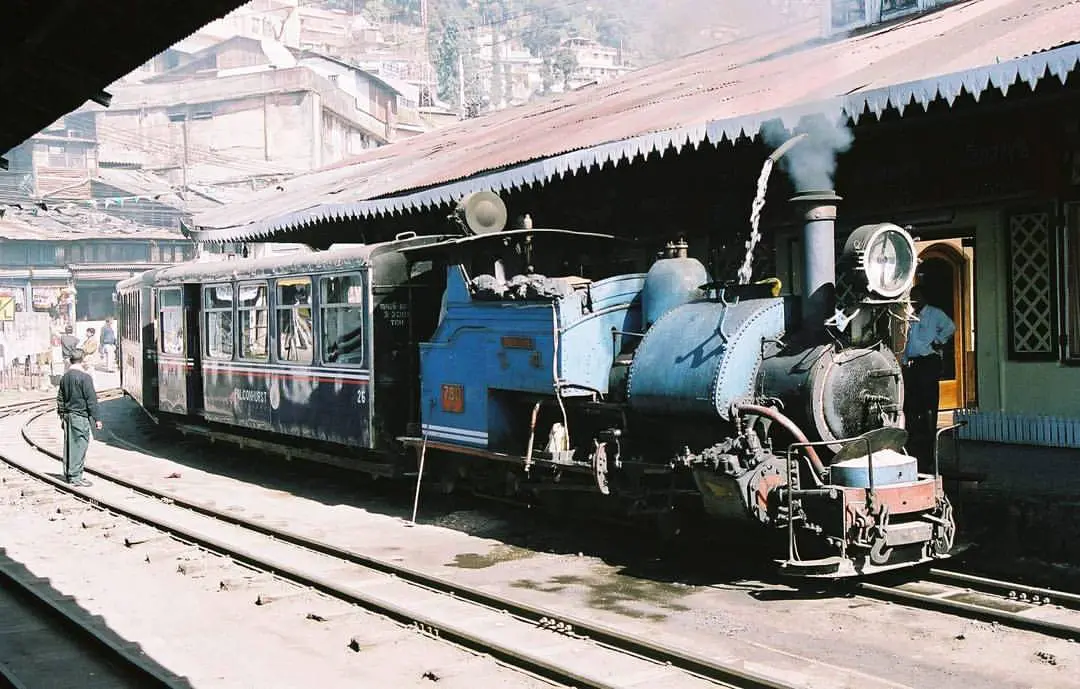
left=234, top=388, right=268, bottom=404
left=378, top=301, right=408, bottom=328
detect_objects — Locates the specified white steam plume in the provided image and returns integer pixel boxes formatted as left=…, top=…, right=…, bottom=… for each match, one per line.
left=761, top=116, right=854, bottom=192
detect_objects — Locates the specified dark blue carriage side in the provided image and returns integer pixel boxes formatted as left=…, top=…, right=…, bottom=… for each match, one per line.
left=196, top=270, right=373, bottom=446
left=134, top=236, right=451, bottom=459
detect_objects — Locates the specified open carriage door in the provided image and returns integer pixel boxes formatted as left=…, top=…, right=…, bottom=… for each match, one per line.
left=916, top=241, right=974, bottom=411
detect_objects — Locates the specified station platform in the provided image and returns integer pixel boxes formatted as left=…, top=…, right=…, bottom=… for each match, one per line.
left=934, top=424, right=1080, bottom=572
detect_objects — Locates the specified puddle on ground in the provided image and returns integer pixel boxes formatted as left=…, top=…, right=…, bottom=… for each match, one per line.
left=446, top=544, right=536, bottom=569
left=512, top=571, right=692, bottom=620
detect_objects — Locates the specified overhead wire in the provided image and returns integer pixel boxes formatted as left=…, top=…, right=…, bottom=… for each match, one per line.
left=92, top=122, right=297, bottom=176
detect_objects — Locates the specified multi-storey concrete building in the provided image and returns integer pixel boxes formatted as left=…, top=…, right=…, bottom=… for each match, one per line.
left=93, top=36, right=398, bottom=187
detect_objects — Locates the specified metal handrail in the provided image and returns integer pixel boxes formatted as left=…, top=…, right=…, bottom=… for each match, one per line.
left=934, top=421, right=967, bottom=479
left=783, top=435, right=874, bottom=567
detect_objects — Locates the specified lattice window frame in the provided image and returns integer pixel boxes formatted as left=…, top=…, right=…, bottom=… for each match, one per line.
left=1006, top=208, right=1058, bottom=361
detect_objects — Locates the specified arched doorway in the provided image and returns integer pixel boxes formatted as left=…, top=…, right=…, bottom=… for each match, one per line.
left=916, top=242, right=972, bottom=411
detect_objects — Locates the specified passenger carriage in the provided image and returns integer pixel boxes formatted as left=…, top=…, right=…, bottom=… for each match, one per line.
left=116, top=234, right=454, bottom=470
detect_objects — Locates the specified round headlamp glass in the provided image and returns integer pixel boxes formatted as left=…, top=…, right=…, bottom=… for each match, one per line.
left=863, top=226, right=916, bottom=298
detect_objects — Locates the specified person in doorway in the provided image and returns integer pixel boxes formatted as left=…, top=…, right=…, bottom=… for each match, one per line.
left=60, top=325, right=80, bottom=372
left=56, top=349, right=102, bottom=487
left=902, top=285, right=957, bottom=471
left=100, top=317, right=117, bottom=372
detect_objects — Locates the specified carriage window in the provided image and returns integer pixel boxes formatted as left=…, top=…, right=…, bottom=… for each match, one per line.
left=321, top=274, right=365, bottom=366
left=237, top=282, right=268, bottom=360
left=135, top=292, right=143, bottom=342
left=124, top=294, right=132, bottom=341
left=158, top=288, right=184, bottom=355
left=131, top=294, right=138, bottom=341
left=204, top=283, right=234, bottom=359
left=276, top=277, right=313, bottom=364
left=124, top=293, right=135, bottom=341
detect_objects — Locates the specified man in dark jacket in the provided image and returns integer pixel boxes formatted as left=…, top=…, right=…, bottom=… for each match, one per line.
left=60, top=325, right=80, bottom=372
left=56, top=350, right=102, bottom=487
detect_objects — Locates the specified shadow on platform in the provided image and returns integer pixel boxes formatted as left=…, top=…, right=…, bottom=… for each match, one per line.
left=0, top=547, right=194, bottom=687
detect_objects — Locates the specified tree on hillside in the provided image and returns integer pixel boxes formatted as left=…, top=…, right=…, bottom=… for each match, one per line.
left=520, top=3, right=569, bottom=59
left=357, top=0, right=421, bottom=24
left=427, top=2, right=488, bottom=115
left=430, top=13, right=464, bottom=106
left=594, top=11, right=629, bottom=51
left=551, top=47, right=578, bottom=91
left=519, top=1, right=574, bottom=94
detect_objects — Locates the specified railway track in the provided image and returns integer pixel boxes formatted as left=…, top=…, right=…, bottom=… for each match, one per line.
left=2, top=394, right=805, bottom=689
left=0, top=391, right=185, bottom=687
left=8, top=392, right=1075, bottom=686
left=855, top=568, right=1080, bottom=640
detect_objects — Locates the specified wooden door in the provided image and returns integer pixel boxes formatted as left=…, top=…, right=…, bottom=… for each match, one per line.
left=917, top=244, right=969, bottom=411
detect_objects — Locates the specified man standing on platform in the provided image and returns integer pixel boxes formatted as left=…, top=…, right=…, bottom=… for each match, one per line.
left=56, top=349, right=102, bottom=487
left=902, top=285, right=956, bottom=471
left=60, top=325, right=79, bottom=372
left=100, top=317, right=117, bottom=372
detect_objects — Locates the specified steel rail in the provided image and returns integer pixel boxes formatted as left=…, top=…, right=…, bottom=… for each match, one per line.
left=927, top=568, right=1080, bottom=609
left=855, top=579, right=1080, bottom=640
left=0, top=397, right=58, bottom=419
left=12, top=404, right=801, bottom=689
left=0, top=543, right=188, bottom=688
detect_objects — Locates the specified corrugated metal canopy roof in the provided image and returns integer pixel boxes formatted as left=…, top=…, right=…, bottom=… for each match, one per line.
left=0, top=206, right=185, bottom=241
left=191, top=0, right=1080, bottom=242
left=0, top=0, right=248, bottom=160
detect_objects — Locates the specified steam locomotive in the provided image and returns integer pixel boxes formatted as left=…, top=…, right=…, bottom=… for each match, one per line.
left=117, top=154, right=955, bottom=579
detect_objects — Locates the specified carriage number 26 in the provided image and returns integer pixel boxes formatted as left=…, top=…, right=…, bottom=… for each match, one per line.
left=356, top=387, right=368, bottom=405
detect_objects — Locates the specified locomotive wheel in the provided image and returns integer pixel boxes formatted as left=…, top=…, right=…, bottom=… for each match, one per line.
left=592, top=441, right=610, bottom=496
left=933, top=498, right=957, bottom=556
left=869, top=537, right=893, bottom=566
left=438, top=469, right=457, bottom=495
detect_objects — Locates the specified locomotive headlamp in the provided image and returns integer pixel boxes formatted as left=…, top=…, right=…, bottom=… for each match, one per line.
left=841, top=223, right=917, bottom=299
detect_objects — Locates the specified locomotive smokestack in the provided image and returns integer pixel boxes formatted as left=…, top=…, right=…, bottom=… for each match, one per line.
left=791, top=190, right=842, bottom=331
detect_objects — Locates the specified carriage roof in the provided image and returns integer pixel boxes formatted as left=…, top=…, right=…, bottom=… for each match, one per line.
left=116, top=228, right=622, bottom=292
